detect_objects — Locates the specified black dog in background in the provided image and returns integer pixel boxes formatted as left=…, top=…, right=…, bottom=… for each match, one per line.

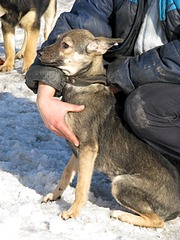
left=0, top=0, right=56, bottom=73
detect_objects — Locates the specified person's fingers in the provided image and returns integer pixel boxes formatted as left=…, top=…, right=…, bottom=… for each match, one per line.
left=54, top=122, right=79, bottom=147
left=66, top=130, right=79, bottom=147
left=109, top=86, right=121, bottom=94
left=64, top=104, right=84, bottom=145
left=66, top=104, right=85, bottom=113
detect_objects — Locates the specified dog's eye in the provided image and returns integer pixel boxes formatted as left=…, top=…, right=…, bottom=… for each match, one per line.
left=61, top=42, right=69, bottom=49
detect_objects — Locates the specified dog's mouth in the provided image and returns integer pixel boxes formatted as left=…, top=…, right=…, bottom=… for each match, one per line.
left=37, top=49, right=63, bottom=67
left=37, top=56, right=70, bottom=75
left=58, top=67, right=72, bottom=76
left=39, top=59, right=62, bottom=67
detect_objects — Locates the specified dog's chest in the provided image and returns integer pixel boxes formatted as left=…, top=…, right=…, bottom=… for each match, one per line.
left=62, top=84, right=102, bottom=130
left=62, top=84, right=127, bottom=176
left=1, top=10, right=21, bottom=27
left=62, top=83, right=114, bottom=140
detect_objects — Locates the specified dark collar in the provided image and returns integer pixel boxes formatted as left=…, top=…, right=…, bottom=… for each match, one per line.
left=65, top=74, right=107, bottom=87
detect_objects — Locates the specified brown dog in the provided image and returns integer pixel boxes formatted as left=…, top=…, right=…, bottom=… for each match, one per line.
left=37, top=29, right=180, bottom=228
left=0, top=0, right=56, bottom=73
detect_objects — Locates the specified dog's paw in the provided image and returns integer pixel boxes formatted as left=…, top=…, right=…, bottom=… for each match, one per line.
left=110, top=210, right=127, bottom=220
left=110, top=210, right=138, bottom=223
left=42, top=193, right=57, bottom=203
left=61, top=209, right=79, bottom=220
left=15, top=51, right=24, bottom=59
left=22, top=66, right=29, bottom=75
left=61, top=204, right=81, bottom=220
left=0, top=64, right=14, bottom=72
left=22, top=62, right=32, bottom=74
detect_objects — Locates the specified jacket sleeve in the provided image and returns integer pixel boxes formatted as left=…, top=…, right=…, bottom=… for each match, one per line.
left=25, top=0, right=113, bottom=95
left=107, top=39, right=180, bottom=94
left=25, top=59, right=66, bottom=97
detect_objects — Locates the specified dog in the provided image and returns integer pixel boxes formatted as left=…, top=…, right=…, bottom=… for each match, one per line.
left=37, top=29, right=180, bottom=228
left=0, top=0, right=56, bottom=73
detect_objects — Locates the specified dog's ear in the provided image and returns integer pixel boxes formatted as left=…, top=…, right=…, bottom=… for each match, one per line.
left=87, top=37, right=123, bottom=55
left=57, top=34, right=63, bottom=39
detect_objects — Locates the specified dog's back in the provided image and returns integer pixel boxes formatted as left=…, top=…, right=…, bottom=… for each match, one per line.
left=0, top=0, right=51, bottom=27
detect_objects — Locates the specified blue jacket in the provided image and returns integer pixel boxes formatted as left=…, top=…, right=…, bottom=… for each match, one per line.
left=26, top=0, right=180, bottom=95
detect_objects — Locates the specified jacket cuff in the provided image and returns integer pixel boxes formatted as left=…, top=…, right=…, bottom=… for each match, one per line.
left=107, top=56, right=135, bottom=94
left=25, top=65, right=66, bottom=97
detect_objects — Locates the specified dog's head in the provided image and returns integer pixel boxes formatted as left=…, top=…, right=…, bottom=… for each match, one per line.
left=37, top=29, right=123, bottom=76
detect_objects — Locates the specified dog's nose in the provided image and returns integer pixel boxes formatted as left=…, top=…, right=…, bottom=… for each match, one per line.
left=37, top=49, right=44, bottom=58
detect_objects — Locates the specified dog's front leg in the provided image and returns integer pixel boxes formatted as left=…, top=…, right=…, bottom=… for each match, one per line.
left=0, top=21, right=15, bottom=72
left=43, top=0, right=57, bottom=40
left=61, top=145, right=98, bottom=220
left=22, top=27, right=39, bottom=73
left=43, top=153, right=78, bottom=202
left=20, top=11, right=40, bottom=73
left=15, top=30, right=27, bottom=59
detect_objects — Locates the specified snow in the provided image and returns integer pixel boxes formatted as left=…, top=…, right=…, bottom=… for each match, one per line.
left=0, top=1, right=179, bottom=239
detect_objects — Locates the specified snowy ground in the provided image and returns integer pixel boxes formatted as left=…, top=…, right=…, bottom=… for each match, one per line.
left=0, top=1, right=180, bottom=239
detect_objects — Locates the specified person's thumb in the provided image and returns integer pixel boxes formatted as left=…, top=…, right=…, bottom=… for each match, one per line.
left=69, top=104, right=85, bottom=112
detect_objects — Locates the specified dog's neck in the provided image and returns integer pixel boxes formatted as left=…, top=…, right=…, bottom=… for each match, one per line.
left=86, top=55, right=106, bottom=76
left=65, top=55, right=107, bottom=86
left=65, top=74, right=107, bottom=87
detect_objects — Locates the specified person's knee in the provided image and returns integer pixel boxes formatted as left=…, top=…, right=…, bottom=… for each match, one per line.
left=124, top=87, right=150, bottom=135
left=124, top=84, right=180, bottom=161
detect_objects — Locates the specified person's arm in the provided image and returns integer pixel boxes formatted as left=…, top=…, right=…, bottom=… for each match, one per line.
left=107, top=39, right=180, bottom=94
left=48, top=0, right=113, bottom=42
left=36, top=82, right=84, bottom=146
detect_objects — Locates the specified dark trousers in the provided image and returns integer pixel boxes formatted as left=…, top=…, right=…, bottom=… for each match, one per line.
left=124, top=83, right=180, bottom=162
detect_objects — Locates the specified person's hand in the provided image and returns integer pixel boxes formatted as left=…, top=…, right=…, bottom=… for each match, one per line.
left=109, top=86, right=121, bottom=94
left=36, top=82, right=84, bottom=146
